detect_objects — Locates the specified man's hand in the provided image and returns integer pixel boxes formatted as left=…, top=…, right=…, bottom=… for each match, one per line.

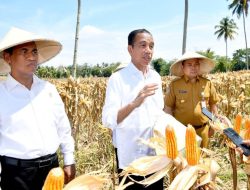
left=236, top=140, right=250, bottom=156
left=63, top=164, right=76, bottom=184
left=133, top=83, right=158, bottom=107
left=117, top=83, right=158, bottom=124
left=217, top=115, right=232, bottom=128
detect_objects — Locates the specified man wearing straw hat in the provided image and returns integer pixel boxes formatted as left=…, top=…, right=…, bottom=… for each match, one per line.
left=0, top=27, right=75, bottom=190
left=164, top=52, right=220, bottom=148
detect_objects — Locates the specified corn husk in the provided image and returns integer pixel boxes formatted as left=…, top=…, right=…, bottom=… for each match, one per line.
left=168, top=165, right=199, bottom=190
left=122, top=155, right=172, bottom=176
left=153, top=111, right=202, bottom=151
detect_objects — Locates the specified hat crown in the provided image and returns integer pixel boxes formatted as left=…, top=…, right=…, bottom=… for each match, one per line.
left=0, top=27, right=62, bottom=74
left=0, top=27, right=42, bottom=50
left=170, top=51, right=215, bottom=77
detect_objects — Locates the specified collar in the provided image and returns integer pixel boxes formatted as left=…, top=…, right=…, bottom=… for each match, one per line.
left=5, top=74, right=41, bottom=91
left=183, top=75, right=200, bottom=83
left=128, top=62, right=151, bottom=78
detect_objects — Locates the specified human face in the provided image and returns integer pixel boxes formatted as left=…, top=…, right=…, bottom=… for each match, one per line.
left=182, top=58, right=200, bottom=80
left=128, top=32, right=154, bottom=71
left=4, top=42, right=38, bottom=79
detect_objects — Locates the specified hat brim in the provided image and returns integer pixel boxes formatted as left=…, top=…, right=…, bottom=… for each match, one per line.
left=0, top=27, right=62, bottom=74
left=170, top=52, right=215, bottom=77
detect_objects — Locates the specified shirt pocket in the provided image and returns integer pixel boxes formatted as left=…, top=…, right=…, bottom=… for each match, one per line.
left=175, top=93, right=189, bottom=109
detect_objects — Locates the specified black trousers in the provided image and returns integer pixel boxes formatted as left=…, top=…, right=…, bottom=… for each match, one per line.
left=115, top=148, right=164, bottom=190
left=0, top=154, right=59, bottom=190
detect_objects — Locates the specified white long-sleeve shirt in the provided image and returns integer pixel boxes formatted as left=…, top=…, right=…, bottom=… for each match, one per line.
left=0, top=74, right=74, bottom=165
left=102, top=62, right=164, bottom=168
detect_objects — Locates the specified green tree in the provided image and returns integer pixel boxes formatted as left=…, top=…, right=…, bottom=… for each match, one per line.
left=228, top=0, right=249, bottom=69
left=91, top=65, right=102, bottom=77
left=214, top=17, right=238, bottom=70
left=182, top=0, right=188, bottom=54
left=151, top=58, right=167, bottom=76
left=197, top=49, right=216, bottom=59
left=231, top=48, right=250, bottom=70
left=161, top=61, right=172, bottom=76
left=213, top=56, right=228, bottom=72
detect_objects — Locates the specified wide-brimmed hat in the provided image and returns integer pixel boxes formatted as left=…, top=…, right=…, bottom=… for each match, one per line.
left=114, top=62, right=128, bottom=72
left=0, top=27, right=62, bottom=74
left=170, top=52, right=215, bottom=77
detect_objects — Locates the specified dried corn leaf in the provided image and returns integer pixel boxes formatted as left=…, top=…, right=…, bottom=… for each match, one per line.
left=122, top=155, right=172, bottom=176
left=168, top=165, right=198, bottom=190
left=128, top=164, right=172, bottom=187
left=63, top=174, right=107, bottom=190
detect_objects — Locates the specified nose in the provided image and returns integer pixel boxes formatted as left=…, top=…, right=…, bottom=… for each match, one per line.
left=25, top=51, right=38, bottom=60
left=145, top=45, right=153, bottom=54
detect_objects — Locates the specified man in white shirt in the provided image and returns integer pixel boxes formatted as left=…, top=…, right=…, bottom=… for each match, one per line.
left=0, top=27, right=75, bottom=190
left=102, top=29, right=164, bottom=190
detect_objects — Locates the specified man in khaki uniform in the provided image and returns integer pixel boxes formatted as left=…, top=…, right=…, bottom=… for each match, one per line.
left=164, top=52, right=220, bottom=148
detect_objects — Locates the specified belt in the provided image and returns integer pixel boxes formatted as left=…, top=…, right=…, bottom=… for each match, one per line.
left=193, top=122, right=208, bottom=130
left=0, top=153, right=58, bottom=168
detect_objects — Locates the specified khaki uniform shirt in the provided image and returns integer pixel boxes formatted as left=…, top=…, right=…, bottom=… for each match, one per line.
left=165, top=75, right=219, bottom=126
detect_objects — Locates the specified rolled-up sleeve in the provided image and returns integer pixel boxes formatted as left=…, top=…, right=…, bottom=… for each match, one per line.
left=102, top=74, right=121, bottom=131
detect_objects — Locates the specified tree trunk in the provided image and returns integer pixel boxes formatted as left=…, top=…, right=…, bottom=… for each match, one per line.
left=72, top=0, right=81, bottom=78
left=242, top=11, right=249, bottom=70
left=182, top=0, right=188, bottom=54
left=226, top=39, right=228, bottom=71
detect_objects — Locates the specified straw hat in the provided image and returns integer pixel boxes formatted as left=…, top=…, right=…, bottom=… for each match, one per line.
left=0, top=27, right=62, bottom=74
left=114, top=62, right=128, bottom=72
left=170, top=52, right=215, bottom=77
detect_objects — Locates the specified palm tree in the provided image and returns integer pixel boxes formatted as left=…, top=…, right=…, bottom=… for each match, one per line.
left=182, top=0, right=188, bottom=54
left=72, top=0, right=81, bottom=78
left=228, top=0, right=249, bottom=69
left=214, top=17, right=238, bottom=71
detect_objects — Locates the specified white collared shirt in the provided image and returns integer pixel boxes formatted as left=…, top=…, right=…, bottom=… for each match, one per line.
left=102, top=62, right=164, bottom=168
left=0, top=74, right=74, bottom=165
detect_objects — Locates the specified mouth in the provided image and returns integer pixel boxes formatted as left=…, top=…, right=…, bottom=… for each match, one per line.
left=143, top=55, right=152, bottom=62
left=28, top=63, right=38, bottom=69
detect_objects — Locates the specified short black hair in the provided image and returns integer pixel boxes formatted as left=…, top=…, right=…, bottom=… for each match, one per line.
left=128, top=29, right=152, bottom=46
left=4, top=47, right=13, bottom=55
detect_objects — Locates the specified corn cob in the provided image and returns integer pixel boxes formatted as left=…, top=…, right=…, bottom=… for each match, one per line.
left=43, top=167, right=64, bottom=190
left=245, top=118, right=250, bottom=130
left=185, top=124, right=200, bottom=166
left=165, top=125, right=178, bottom=159
left=244, top=127, right=250, bottom=140
left=234, top=113, right=242, bottom=134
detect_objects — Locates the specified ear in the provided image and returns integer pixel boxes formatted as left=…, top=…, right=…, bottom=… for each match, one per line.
left=3, top=52, right=11, bottom=65
left=127, top=45, right=133, bottom=56
left=181, top=64, right=184, bottom=70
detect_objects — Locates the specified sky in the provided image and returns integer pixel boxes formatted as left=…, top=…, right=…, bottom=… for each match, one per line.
left=0, top=0, right=249, bottom=67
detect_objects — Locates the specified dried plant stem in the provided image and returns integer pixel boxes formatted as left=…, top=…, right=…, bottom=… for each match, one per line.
left=229, top=147, right=237, bottom=190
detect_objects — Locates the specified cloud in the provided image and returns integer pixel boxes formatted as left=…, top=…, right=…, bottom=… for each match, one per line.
left=45, top=14, right=250, bottom=67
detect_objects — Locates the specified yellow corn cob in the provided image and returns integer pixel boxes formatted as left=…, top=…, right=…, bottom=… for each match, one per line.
left=234, top=113, right=242, bottom=134
left=244, top=127, right=250, bottom=140
left=43, top=167, right=64, bottom=190
left=245, top=118, right=250, bottom=130
left=165, top=125, right=178, bottom=159
left=185, top=124, right=200, bottom=166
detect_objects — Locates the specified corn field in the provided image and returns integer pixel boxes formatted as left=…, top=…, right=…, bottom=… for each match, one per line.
left=23, top=70, right=250, bottom=189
